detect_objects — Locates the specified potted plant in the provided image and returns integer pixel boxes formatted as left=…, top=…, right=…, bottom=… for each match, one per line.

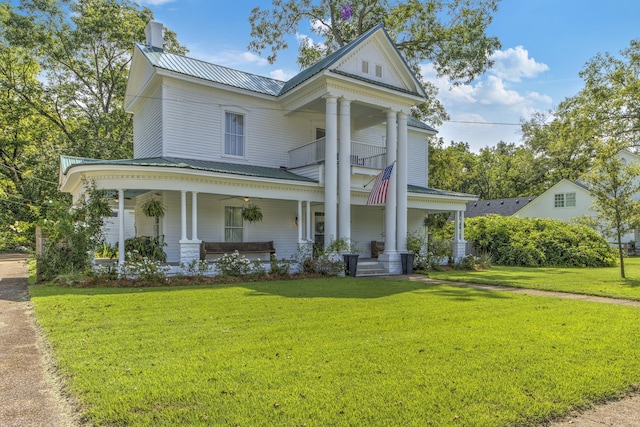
left=327, top=237, right=360, bottom=277
left=241, top=203, right=263, bottom=223
left=141, top=198, right=165, bottom=219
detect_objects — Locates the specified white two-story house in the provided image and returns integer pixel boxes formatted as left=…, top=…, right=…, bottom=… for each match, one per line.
left=58, top=21, right=475, bottom=273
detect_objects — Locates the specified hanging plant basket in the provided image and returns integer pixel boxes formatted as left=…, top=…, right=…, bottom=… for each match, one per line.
left=241, top=203, right=263, bottom=223
left=141, top=198, right=166, bottom=218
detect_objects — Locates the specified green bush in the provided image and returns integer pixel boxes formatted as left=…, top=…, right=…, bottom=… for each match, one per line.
left=460, top=215, right=617, bottom=268
left=124, top=236, right=166, bottom=263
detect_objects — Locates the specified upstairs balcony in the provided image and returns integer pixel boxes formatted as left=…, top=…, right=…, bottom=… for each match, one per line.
left=288, top=138, right=387, bottom=169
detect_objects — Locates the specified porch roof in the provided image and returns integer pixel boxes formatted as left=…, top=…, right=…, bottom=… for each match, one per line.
left=408, top=184, right=477, bottom=199
left=60, top=156, right=318, bottom=183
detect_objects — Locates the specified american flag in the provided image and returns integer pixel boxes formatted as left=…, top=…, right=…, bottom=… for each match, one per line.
left=367, top=164, right=394, bottom=205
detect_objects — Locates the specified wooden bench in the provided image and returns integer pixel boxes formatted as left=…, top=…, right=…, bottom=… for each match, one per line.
left=200, top=241, right=276, bottom=261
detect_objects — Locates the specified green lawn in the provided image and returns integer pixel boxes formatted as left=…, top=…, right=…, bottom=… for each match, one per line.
left=427, top=257, right=640, bottom=301
left=31, top=278, right=640, bottom=426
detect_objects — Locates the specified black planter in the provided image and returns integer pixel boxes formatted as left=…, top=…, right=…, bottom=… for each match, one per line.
left=343, top=254, right=359, bottom=277
left=401, top=252, right=414, bottom=275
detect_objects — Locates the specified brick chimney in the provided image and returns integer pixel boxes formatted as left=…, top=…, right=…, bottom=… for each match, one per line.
left=145, top=21, right=164, bottom=50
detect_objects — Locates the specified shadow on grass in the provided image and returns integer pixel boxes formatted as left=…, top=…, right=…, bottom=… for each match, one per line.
left=30, top=276, right=511, bottom=301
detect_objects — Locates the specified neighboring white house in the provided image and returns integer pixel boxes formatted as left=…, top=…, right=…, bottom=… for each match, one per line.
left=514, top=149, right=640, bottom=244
left=58, top=21, right=476, bottom=273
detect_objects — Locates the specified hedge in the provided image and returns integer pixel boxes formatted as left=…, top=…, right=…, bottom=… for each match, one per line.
left=460, top=215, right=617, bottom=268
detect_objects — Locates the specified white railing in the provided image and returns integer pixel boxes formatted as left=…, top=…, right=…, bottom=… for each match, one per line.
left=288, top=139, right=386, bottom=169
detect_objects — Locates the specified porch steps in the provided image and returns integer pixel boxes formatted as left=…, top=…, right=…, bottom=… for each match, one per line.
left=355, top=258, right=391, bottom=277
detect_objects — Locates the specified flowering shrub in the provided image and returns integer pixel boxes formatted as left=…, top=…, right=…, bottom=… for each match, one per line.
left=180, top=259, right=212, bottom=277
left=215, top=251, right=265, bottom=277
left=294, top=241, right=344, bottom=276
left=119, top=251, right=170, bottom=282
left=269, top=254, right=290, bottom=276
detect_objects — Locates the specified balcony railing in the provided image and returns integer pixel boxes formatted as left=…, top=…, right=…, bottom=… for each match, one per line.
left=288, top=138, right=387, bottom=169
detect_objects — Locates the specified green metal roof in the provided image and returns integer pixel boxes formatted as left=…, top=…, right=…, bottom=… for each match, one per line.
left=138, top=45, right=285, bottom=96
left=61, top=156, right=318, bottom=183
left=408, top=184, right=477, bottom=199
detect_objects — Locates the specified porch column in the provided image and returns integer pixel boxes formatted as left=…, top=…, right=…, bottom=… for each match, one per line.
left=180, top=190, right=187, bottom=241
left=338, top=97, right=351, bottom=243
left=118, top=189, right=125, bottom=266
left=383, top=110, right=397, bottom=256
left=191, top=192, right=199, bottom=241
left=324, top=95, right=338, bottom=245
left=305, top=201, right=311, bottom=241
left=397, top=112, right=408, bottom=253
left=452, top=210, right=466, bottom=261
left=297, top=200, right=303, bottom=243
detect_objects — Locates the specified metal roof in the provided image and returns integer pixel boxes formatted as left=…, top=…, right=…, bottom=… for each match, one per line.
left=408, top=184, right=476, bottom=198
left=61, top=156, right=318, bottom=183
left=138, top=45, right=285, bottom=96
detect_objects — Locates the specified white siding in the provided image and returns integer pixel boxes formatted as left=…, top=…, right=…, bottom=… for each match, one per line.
left=133, top=86, right=163, bottom=158
left=102, top=210, right=135, bottom=246
left=161, top=78, right=312, bottom=168
left=407, top=133, right=429, bottom=187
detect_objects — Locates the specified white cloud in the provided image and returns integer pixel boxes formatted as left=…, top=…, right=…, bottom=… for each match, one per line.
left=270, top=69, right=295, bottom=81
left=489, top=46, right=549, bottom=82
left=476, top=76, right=525, bottom=105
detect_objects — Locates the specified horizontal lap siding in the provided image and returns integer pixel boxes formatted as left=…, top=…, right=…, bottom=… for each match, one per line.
left=133, top=86, right=163, bottom=158
left=161, top=79, right=310, bottom=168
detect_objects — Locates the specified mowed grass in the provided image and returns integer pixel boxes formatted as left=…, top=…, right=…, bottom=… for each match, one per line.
left=428, top=257, right=640, bottom=301
left=31, top=278, right=640, bottom=426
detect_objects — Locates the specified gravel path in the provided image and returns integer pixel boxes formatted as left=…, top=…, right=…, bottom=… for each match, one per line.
left=0, top=253, right=79, bottom=426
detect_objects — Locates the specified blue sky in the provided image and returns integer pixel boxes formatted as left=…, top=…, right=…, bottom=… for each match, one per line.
left=139, top=0, right=640, bottom=151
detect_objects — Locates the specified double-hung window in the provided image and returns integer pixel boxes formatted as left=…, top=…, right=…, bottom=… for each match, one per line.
left=224, top=112, right=244, bottom=157
left=224, top=206, right=243, bottom=242
left=554, top=192, right=576, bottom=208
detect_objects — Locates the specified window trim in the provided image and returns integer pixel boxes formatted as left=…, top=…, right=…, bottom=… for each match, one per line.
left=361, top=59, right=370, bottom=75
left=554, top=192, right=576, bottom=208
left=222, top=108, right=248, bottom=159
left=224, top=206, right=244, bottom=242
left=374, top=63, right=383, bottom=79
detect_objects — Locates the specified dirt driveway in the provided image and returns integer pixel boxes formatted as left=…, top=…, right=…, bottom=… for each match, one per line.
left=0, top=253, right=78, bottom=426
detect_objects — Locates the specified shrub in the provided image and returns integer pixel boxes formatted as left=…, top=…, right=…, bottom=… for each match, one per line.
left=269, top=254, right=290, bottom=276
left=460, top=215, right=617, bottom=268
left=124, top=236, right=166, bottom=263
left=215, top=251, right=265, bottom=277
left=180, top=259, right=212, bottom=277
left=295, top=241, right=344, bottom=276
left=119, top=253, right=170, bottom=283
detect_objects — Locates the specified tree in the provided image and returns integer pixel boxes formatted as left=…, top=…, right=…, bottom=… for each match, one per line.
left=584, top=141, right=640, bottom=278
left=0, top=0, right=185, bottom=249
left=248, top=0, right=501, bottom=125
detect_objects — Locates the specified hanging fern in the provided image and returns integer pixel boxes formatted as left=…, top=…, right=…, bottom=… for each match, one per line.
left=141, top=198, right=166, bottom=218
left=241, top=203, right=263, bottom=223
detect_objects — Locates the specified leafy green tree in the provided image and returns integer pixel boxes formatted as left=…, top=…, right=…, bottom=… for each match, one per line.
left=583, top=141, right=640, bottom=278
left=248, top=0, right=501, bottom=125
left=0, top=0, right=185, bottom=249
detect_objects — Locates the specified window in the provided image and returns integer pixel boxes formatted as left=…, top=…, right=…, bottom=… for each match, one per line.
left=375, top=63, right=383, bottom=78
left=224, top=112, right=244, bottom=157
left=361, top=60, right=370, bottom=74
left=224, top=206, right=243, bottom=242
left=554, top=192, right=576, bottom=208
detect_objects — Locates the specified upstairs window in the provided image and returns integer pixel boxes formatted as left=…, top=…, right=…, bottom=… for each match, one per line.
left=361, top=60, right=370, bottom=74
left=375, top=63, right=383, bottom=78
left=224, top=112, right=244, bottom=157
left=554, top=192, right=576, bottom=208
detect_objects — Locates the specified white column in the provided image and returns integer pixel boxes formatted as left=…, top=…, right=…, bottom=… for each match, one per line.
left=383, top=110, right=397, bottom=255
left=460, top=210, right=465, bottom=241
left=397, top=112, right=408, bottom=253
left=191, top=192, right=199, bottom=241
left=454, top=211, right=460, bottom=241
left=180, top=190, right=187, bottom=241
left=297, top=200, right=303, bottom=243
left=324, top=95, right=338, bottom=245
left=118, top=189, right=125, bottom=266
left=338, top=98, right=351, bottom=243
left=305, top=201, right=311, bottom=241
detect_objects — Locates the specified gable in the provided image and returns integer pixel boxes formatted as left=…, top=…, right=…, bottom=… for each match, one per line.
left=332, top=33, right=422, bottom=96
left=515, top=179, right=593, bottom=219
